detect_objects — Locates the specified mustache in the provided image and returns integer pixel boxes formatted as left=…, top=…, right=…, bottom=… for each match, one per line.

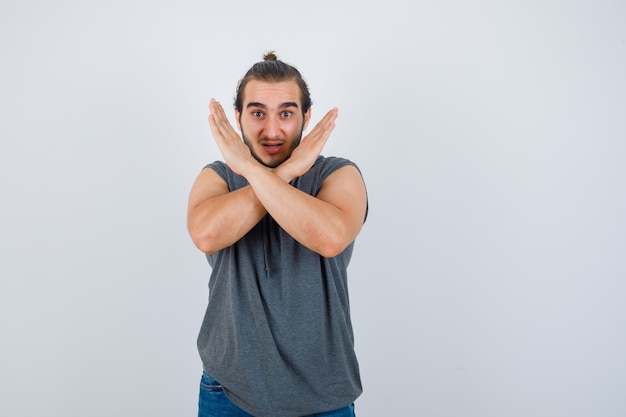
left=258, top=137, right=286, bottom=143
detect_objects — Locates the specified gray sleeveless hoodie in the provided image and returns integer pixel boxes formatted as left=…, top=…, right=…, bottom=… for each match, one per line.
left=197, top=156, right=366, bottom=417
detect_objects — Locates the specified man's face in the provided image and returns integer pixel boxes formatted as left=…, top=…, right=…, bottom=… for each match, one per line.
left=236, top=80, right=311, bottom=168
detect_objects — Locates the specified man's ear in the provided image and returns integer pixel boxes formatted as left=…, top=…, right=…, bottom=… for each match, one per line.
left=302, top=108, right=312, bottom=131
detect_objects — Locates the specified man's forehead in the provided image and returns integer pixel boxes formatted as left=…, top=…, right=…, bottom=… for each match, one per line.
left=242, top=80, right=301, bottom=107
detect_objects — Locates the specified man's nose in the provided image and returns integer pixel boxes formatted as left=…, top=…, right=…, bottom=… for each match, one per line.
left=263, top=116, right=281, bottom=139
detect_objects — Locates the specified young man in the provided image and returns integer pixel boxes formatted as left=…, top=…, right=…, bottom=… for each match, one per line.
left=187, top=52, right=368, bottom=417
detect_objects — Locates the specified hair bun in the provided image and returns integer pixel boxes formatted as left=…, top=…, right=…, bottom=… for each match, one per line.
left=263, top=51, right=278, bottom=61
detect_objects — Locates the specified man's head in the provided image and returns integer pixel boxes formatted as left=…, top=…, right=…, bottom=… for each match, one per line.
left=234, top=51, right=312, bottom=115
left=234, top=52, right=312, bottom=168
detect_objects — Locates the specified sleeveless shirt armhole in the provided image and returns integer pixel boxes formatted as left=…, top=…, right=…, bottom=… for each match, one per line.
left=318, top=158, right=368, bottom=224
left=203, top=161, right=228, bottom=181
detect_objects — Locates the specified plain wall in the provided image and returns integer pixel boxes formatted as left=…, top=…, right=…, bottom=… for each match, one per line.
left=1, top=1, right=625, bottom=416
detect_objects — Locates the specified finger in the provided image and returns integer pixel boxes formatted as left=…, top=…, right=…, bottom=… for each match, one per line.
left=208, top=100, right=238, bottom=140
left=324, top=107, right=339, bottom=123
left=208, top=114, right=222, bottom=140
left=317, top=107, right=338, bottom=127
left=315, top=108, right=339, bottom=132
left=209, top=99, right=229, bottom=122
left=208, top=100, right=223, bottom=132
left=303, top=108, right=338, bottom=143
left=208, top=100, right=228, bottom=131
left=209, top=99, right=233, bottom=133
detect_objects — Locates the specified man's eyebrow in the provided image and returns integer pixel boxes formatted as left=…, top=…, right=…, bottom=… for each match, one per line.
left=279, top=102, right=299, bottom=109
left=245, top=101, right=299, bottom=109
left=246, top=102, right=267, bottom=109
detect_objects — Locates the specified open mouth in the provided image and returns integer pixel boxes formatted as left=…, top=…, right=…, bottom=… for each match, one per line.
left=261, top=142, right=283, bottom=154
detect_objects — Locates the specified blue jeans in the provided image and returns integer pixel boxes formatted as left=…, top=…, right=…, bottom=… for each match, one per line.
left=198, top=372, right=356, bottom=417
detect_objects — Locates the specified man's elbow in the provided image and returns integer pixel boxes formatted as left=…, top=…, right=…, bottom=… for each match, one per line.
left=316, top=221, right=362, bottom=258
left=195, top=240, right=219, bottom=255
left=189, top=228, right=221, bottom=255
left=316, top=235, right=352, bottom=259
left=318, top=246, right=343, bottom=259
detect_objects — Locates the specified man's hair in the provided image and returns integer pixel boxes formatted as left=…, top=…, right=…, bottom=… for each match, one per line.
left=234, top=51, right=312, bottom=115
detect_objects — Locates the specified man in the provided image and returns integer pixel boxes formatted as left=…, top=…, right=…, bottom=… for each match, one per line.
left=187, top=52, right=368, bottom=417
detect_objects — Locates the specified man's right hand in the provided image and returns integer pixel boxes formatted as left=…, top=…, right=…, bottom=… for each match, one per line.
left=208, top=98, right=260, bottom=178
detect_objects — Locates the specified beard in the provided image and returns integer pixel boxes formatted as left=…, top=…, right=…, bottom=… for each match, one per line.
left=241, top=126, right=304, bottom=168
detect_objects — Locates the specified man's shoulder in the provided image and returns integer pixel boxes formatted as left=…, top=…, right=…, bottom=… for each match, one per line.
left=294, top=155, right=361, bottom=190
left=310, top=155, right=361, bottom=179
left=312, top=155, right=357, bottom=170
left=203, top=160, right=247, bottom=188
left=204, top=160, right=228, bottom=171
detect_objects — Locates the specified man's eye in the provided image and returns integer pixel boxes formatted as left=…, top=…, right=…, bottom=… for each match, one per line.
left=252, top=111, right=264, bottom=118
left=280, top=111, right=292, bottom=118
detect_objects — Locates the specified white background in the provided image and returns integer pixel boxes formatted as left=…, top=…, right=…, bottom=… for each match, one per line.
left=1, top=1, right=625, bottom=416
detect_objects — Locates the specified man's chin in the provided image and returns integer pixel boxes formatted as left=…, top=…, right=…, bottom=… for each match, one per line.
left=252, top=153, right=285, bottom=169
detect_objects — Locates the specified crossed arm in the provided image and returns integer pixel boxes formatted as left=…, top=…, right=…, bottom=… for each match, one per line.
left=187, top=100, right=367, bottom=257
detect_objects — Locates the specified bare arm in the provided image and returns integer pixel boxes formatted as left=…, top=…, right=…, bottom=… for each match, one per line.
left=187, top=99, right=269, bottom=253
left=187, top=168, right=266, bottom=254
left=245, top=163, right=367, bottom=258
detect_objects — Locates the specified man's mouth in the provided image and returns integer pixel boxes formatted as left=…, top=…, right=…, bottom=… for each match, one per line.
left=261, top=141, right=284, bottom=154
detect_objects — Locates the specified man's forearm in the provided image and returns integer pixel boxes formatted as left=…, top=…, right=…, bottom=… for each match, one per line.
left=188, top=185, right=267, bottom=254
left=243, top=164, right=352, bottom=258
